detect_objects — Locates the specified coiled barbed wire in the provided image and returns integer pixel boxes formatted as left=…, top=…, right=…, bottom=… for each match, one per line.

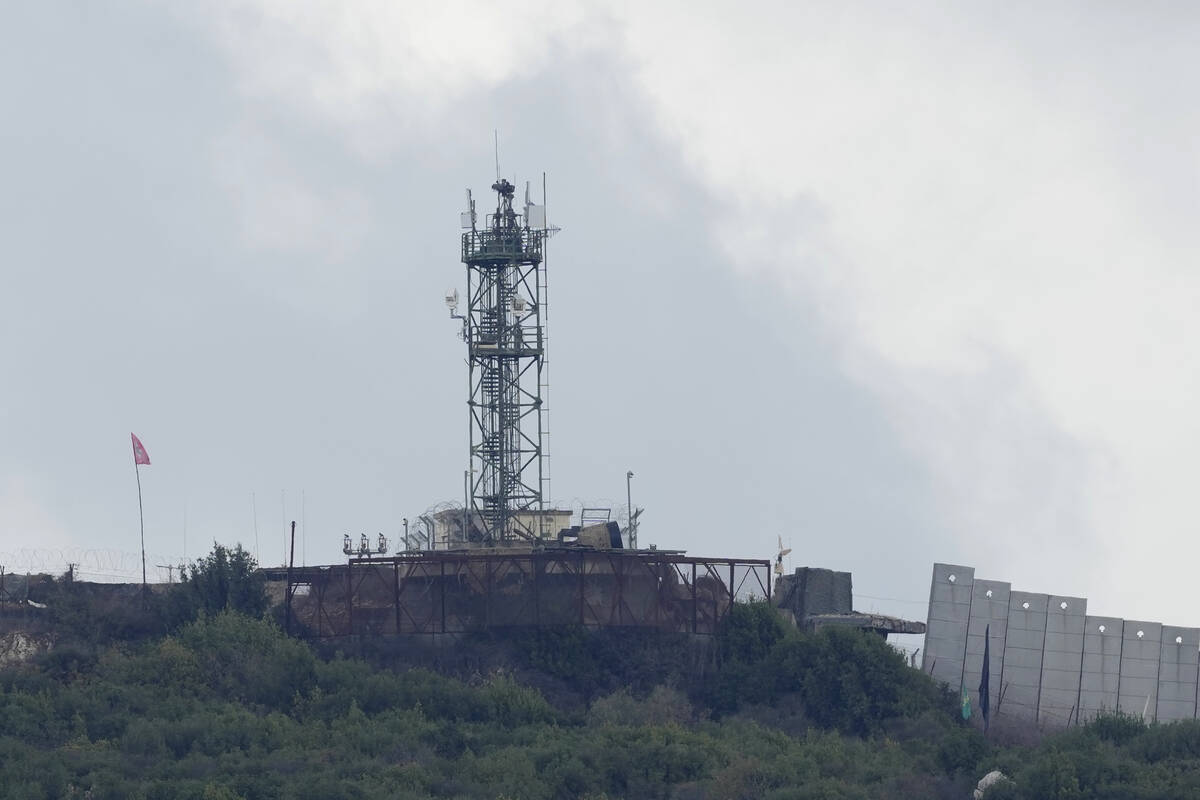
left=0, top=548, right=188, bottom=583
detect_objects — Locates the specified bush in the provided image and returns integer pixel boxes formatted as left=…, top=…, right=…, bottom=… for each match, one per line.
left=706, top=609, right=955, bottom=736
left=168, top=543, right=267, bottom=624
left=717, top=601, right=789, bottom=666
left=174, top=611, right=316, bottom=708
left=1087, top=711, right=1146, bottom=746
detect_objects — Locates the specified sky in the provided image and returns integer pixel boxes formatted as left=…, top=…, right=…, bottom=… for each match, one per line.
left=3, top=2, right=1199, bottom=633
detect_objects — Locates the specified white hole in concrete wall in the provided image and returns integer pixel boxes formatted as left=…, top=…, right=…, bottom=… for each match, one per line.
left=1022, top=602, right=1030, bottom=610
left=1099, top=625, right=1107, bottom=633
left=985, top=590, right=993, bottom=598
left=1177, top=636, right=1184, bottom=645
left=1138, top=630, right=1145, bottom=639
left=1060, top=601, right=1069, bottom=610
left=948, top=574, right=956, bottom=583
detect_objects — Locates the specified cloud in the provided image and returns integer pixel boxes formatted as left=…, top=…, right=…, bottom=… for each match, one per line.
left=612, top=3, right=1200, bottom=616
left=211, top=122, right=372, bottom=316
left=166, top=0, right=613, bottom=158
left=0, top=476, right=67, bottom=544
left=136, top=1, right=1200, bottom=620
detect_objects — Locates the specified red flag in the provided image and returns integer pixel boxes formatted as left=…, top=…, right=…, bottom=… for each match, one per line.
left=131, top=433, right=151, bottom=466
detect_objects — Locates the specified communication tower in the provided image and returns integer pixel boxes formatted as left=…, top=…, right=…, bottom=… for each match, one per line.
left=450, top=177, right=551, bottom=543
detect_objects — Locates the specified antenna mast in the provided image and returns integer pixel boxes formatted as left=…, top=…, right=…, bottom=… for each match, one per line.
left=457, top=174, right=551, bottom=543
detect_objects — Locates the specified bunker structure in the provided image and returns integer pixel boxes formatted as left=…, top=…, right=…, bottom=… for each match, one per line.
left=279, top=550, right=770, bottom=638
left=924, top=563, right=1200, bottom=728
left=773, top=567, right=925, bottom=639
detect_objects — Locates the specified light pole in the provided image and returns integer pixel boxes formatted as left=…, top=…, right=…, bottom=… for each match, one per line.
left=626, top=470, right=635, bottom=549
left=463, top=469, right=471, bottom=547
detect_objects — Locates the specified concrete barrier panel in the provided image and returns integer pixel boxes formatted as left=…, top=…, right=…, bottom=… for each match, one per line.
left=1156, top=626, right=1200, bottom=722
left=1079, top=616, right=1124, bottom=722
left=924, top=564, right=975, bottom=688
left=1038, top=595, right=1087, bottom=727
left=963, top=579, right=1010, bottom=717
left=998, top=591, right=1048, bottom=722
left=1118, top=621, right=1162, bottom=720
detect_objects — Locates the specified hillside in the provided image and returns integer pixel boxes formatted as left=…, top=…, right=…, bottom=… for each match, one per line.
left=3, top=551, right=1200, bottom=799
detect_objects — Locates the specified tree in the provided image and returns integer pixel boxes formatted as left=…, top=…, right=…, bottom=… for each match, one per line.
left=171, top=543, right=267, bottom=622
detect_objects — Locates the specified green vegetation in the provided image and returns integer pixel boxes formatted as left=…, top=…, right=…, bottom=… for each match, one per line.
left=3, top=550, right=1200, bottom=798
left=37, top=543, right=267, bottom=646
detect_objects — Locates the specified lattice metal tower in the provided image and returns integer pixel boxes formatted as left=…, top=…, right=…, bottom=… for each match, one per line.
left=456, top=178, right=549, bottom=543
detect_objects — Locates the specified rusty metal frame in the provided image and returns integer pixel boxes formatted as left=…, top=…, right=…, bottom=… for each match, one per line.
left=284, top=551, right=770, bottom=639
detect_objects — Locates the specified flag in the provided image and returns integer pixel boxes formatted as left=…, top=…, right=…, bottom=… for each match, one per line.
left=131, top=433, right=151, bottom=466
left=961, top=684, right=971, bottom=721
left=979, top=624, right=991, bottom=731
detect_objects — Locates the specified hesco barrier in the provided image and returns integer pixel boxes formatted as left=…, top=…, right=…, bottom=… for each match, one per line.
left=924, top=563, right=1200, bottom=727
left=282, top=550, right=771, bottom=637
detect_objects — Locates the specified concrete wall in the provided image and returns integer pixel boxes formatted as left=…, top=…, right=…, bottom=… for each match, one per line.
left=1038, top=595, right=1086, bottom=727
left=964, top=579, right=1009, bottom=718
left=1118, top=621, right=1161, bottom=720
left=924, top=563, right=1200, bottom=728
left=1079, top=616, right=1123, bottom=721
left=1156, top=626, right=1200, bottom=722
left=998, top=591, right=1046, bottom=723
left=924, top=563, right=974, bottom=689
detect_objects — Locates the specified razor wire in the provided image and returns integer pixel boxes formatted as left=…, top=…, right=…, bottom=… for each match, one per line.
left=0, top=548, right=189, bottom=584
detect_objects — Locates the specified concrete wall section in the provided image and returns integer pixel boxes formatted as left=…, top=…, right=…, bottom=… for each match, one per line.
left=1156, top=626, right=1200, bottom=722
left=963, top=580, right=1010, bottom=717
left=1079, top=616, right=1124, bottom=721
left=924, top=563, right=975, bottom=688
left=1118, top=621, right=1162, bottom=720
left=998, top=591, right=1048, bottom=722
left=923, top=564, right=1200, bottom=729
left=1038, top=595, right=1087, bottom=727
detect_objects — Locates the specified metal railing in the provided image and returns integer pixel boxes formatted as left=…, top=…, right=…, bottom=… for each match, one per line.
left=462, top=229, right=544, bottom=263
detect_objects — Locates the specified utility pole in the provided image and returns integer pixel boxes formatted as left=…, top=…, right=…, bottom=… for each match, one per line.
left=626, top=470, right=635, bottom=549
left=155, top=563, right=176, bottom=583
left=286, top=520, right=296, bottom=635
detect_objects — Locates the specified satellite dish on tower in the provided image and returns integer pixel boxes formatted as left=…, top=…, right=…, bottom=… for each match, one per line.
left=445, top=288, right=459, bottom=313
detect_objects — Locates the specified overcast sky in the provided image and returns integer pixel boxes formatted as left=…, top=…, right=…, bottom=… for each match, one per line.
left=3, top=2, right=1199, bottom=630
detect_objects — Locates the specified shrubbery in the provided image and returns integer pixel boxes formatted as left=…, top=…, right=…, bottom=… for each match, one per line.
left=6, top=552, right=1200, bottom=797
left=36, top=542, right=269, bottom=645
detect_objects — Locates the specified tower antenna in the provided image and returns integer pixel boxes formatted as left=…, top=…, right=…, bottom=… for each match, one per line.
left=454, top=167, right=554, bottom=543
left=494, top=130, right=500, bottom=181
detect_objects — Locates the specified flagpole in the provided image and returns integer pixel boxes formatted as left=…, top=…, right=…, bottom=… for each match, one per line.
left=135, top=459, right=146, bottom=592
